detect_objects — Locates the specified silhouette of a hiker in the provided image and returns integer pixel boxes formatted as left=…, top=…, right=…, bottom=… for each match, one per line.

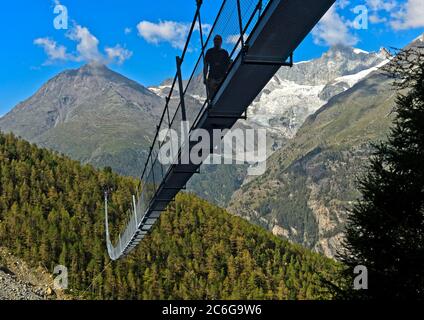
left=204, top=35, right=231, bottom=100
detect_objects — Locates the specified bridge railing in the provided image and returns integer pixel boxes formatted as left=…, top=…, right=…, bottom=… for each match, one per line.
left=110, top=0, right=272, bottom=252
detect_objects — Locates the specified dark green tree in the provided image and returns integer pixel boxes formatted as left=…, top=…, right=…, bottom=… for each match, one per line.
left=337, top=48, right=424, bottom=300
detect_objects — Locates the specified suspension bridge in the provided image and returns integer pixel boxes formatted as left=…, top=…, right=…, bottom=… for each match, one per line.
left=105, top=0, right=336, bottom=260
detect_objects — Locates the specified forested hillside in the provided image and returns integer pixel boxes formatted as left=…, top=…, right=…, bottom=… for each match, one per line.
left=0, top=132, right=339, bottom=300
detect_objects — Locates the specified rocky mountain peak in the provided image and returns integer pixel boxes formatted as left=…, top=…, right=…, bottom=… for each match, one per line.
left=321, top=45, right=382, bottom=63
left=82, top=61, right=107, bottom=69
left=324, top=44, right=365, bottom=57
left=378, top=47, right=392, bottom=59
left=408, top=32, right=424, bottom=48
left=76, top=62, right=117, bottom=77
left=414, top=32, right=424, bottom=43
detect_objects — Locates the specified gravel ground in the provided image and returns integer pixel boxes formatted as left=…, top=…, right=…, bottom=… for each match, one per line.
left=0, top=247, right=63, bottom=301
left=0, top=269, right=45, bottom=300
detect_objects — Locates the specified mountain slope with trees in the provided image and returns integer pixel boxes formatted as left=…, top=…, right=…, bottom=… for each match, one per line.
left=334, top=48, right=424, bottom=300
left=0, top=132, right=339, bottom=299
left=228, top=64, right=396, bottom=257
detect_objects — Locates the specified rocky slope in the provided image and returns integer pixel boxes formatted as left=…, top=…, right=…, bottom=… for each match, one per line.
left=0, top=272, right=44, bottom=300
left=0, top=247, right=66, bottom=300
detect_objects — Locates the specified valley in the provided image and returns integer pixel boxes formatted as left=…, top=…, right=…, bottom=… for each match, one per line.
left=0, top=38, right=421, bottom=259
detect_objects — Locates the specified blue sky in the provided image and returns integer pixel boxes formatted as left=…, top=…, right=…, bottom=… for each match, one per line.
left=0, top=0, right=423, bottom=116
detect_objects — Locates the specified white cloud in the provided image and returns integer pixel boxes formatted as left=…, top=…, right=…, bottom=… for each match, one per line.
left=35, top=24, right=133, bottom=65
left=137, top=20, right=191, bottom=49
left=369, top=14, right=387, bottom=24
left=365, top=0, right=424, bottom=29
left=67, top=25, right=103, bottom=62
left=337, top=0, right=351, bottom=9
left=105, top=45, right=133, bottom=65
left=225, top=34, right=250, bottom=45
left=366, top=0, right=397, bottom=12
left=365, top=0, right=397, bottom=25
left=312, top=5, right=359, bottom=46
left=225, top=34, right=241, bottom=45
left=34, top=38, right=69, bottom=62
left=199, top=24, right=212, bottom=36
left=391, top=0, right=424, bottom=30
left=137, top=20, right=211, bottom=50
left=36, top=2, right=132, bottom=65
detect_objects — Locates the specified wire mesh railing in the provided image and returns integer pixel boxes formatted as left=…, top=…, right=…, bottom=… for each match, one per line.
left=107, top=0, right=273, bottom=258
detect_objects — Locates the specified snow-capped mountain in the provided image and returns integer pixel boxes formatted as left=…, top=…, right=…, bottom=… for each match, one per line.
left=150, top=45, right=390, bottom=154
left=245, top=46, right=390, bottom=142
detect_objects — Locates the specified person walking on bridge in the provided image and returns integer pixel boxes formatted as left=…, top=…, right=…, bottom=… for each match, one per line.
left=204, top=35, right=231, bottom=100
